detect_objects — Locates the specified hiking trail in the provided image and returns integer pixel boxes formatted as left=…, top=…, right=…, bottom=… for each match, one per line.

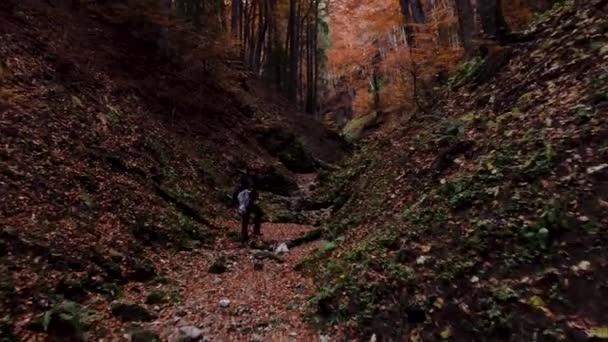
left=91, top=174, right=328, bottom=341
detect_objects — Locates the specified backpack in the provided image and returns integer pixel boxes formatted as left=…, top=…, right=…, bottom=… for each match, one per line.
left=237, top=189, right=251, bottom=215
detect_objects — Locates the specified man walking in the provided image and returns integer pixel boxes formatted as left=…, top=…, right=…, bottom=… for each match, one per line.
left=232, top=163, right=264, bottom=242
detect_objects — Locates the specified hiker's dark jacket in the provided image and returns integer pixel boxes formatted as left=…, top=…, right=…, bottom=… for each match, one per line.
left=232, top=174, right=259, bottom=206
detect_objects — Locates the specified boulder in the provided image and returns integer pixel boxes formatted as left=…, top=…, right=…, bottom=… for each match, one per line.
left=176, top=326, right=204, bottom=341
left=275, top=243, right=289, bottom=254
left=255, top=127, right=317, bottom=173
left=130, top=258, right=157, bottom=282
left=342, top=112, right=378, bottom=142
left=208, top=258, right=228, bottom=274
left=111, top=302, right=155, bottom=322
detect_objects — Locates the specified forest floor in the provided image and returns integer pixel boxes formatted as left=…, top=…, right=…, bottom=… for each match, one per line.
left=15, top=221, right=329, bottom=341
left=0, top=1, right=346, bottom=341
left=153, top=222, right=323, bottom=341
left=84, top=171, right=331, bottom=341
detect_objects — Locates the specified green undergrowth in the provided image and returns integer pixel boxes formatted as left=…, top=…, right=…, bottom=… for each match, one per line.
left=309, top=5, right=608, bottom=336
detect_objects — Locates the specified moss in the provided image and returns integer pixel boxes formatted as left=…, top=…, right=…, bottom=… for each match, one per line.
left=172, top=214, right=214, bottom=251
left=99, top=282, right=121, bottom=300
left=27, top=301, right=91, bottom=341
left=516, top=91, right=541, bottom=112
left=90, top=254, right=124, bottom=282
left=518, top=142, right=556, bottom=179
left=440, top=178, right=480, bottom=209
left=145, top=291, right=167, bottom=305
left=110, top=302, right=155, bottom=322
left=342, top=112, right=378, bottom=142
left=449, top=56, right=484, bottom=89
left=403, top=206, right=448, bottom=226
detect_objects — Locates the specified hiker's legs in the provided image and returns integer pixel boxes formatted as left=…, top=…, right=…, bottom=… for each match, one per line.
left=240, top=211, right=250, bottom=241
left=251, top=204, right=263, bottom=235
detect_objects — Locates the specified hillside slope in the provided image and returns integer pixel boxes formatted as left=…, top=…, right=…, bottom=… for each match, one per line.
left=309, top=2, right=608, bottom=340
left=0, top=1, right=347, bottom=339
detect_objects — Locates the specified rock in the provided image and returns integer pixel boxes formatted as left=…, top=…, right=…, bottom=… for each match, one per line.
left=255, top=127, right=317, bottom=173
left=177, top=326, right=204, bottom=341
left=342, top=111, right=378, bottom=142
left=252, top=250, right=272, bottom=259
left=111, top=302, right=156, bottom=322
left=319, top=335, right=330, bottom=342
left=130, top=259, right=157, bottom=282
left=250, top=334, right=263, bottom=342
left=131, top=329, right=161, bottom=342
left=91, top=254, right=124, bottom=282
left=275, top=243, right=289, bottom=254
left=27, top=301, right=85, bottom=341
left=219, top=299, right=231, bottom=308
left=416, top=255, right=429, bottom=265
left=208, top=258, right=228, bottom=274
left=249, top=239, right=272, bottom=250
left=145, top=291, right=167, bottom=305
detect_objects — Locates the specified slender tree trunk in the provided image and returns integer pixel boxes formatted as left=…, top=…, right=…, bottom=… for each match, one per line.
left=399, top=0, right=414, bottom=45
left=478, top=0, right=509, bottom=42
left=455, top=0, right=475, bottom=54
left=286, top=0, right=298, bottom=100
left=253, top=0, right=267, bottom=73
left=410, top=0, right=425, bottom=23
left=231, top=0, right=240, bottom=34
left=298, top=1, right=305, bottom=107
left=312, top=0, right=319, bottom=115
left=305, top=6, right=314, bottom=114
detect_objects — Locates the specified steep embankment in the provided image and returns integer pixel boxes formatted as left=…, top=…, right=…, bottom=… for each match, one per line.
left=0, top=1, right=346, bottom=340
left=309, top=2, right=608, bottom=340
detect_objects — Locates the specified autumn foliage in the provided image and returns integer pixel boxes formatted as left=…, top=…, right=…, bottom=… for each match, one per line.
left=323, top=0, right=541, bottom=125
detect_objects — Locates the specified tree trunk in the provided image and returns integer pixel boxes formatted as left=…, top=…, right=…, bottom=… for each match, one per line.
left=478, top=0, right=509, bottom=42
left=455, top=0, right=475, bottom=54
left=286, top=0, right=298, bottom=100
left=312, top=0, right=319, bottom=115
left=231, top=0, right=240, bottom=34
left=410, top=0, right=425, bottom=23
left=399, top=0, right=414, bottom=45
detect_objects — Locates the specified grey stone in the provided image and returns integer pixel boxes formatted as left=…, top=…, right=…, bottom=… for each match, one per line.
left=219, top=299, right=231, bottom=308
left=178, top=326, right=203, bottom=340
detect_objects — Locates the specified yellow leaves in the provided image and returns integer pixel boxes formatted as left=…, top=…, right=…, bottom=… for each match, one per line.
left=588, top=326, right=608, bottom=339
left=71, top=95, right=84, bottom=108
left=528, top=295, right=545, bottom=309
left=439, top=326, right=452, bottom=340
left=419, top=244, right=432, bottom=253
left=433, top=297, right=444, bottom=310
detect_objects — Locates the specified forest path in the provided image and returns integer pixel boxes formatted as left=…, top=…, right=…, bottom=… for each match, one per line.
left=151, top=173, right=325, bottom=341
left=151, top=223, right=323, bottom=341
